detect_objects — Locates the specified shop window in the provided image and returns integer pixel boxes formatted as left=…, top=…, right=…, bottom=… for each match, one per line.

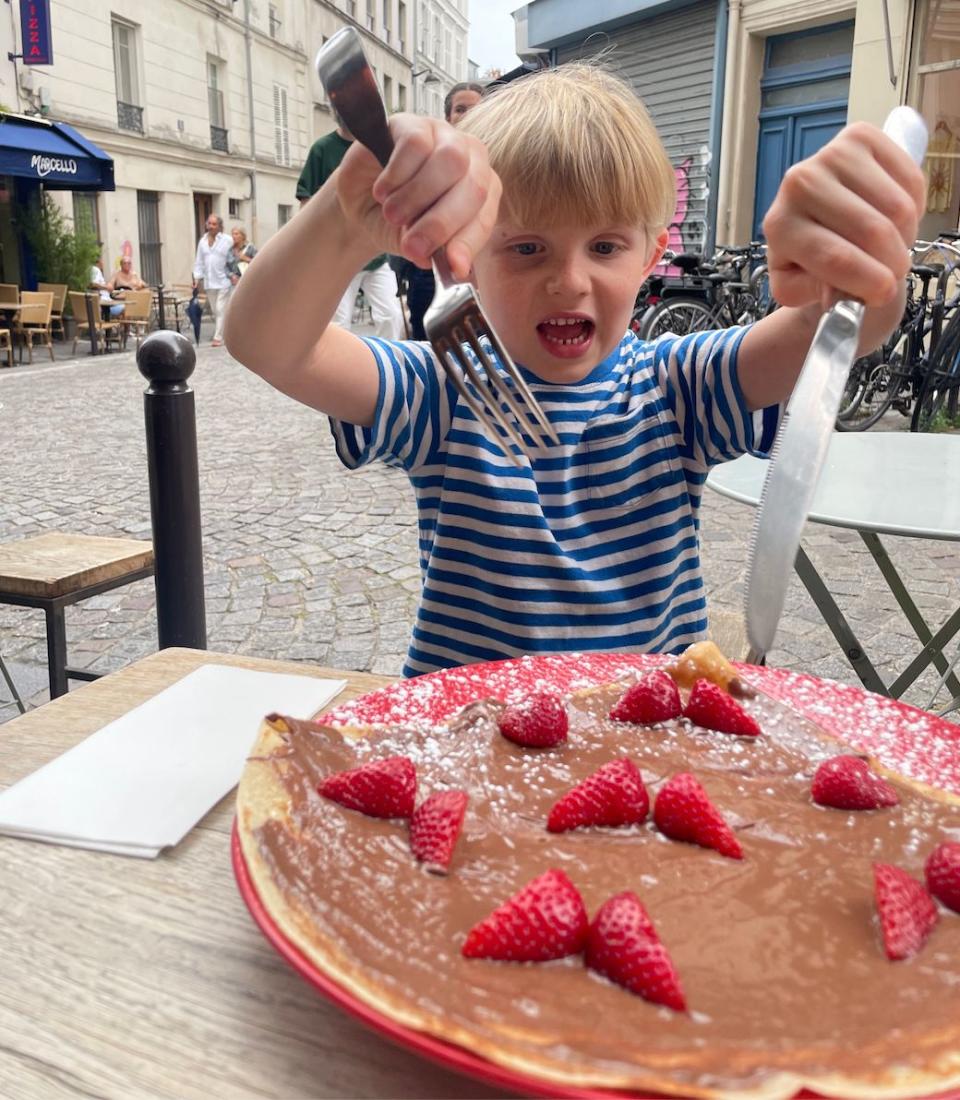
left=915, top=0, right=960, bottom=236
left=278, top=204, right=292, bottom=227
left=72, top=192, right=100, bottom=242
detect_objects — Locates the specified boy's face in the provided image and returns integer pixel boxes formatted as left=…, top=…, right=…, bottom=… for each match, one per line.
left=471, top=219, right=666, bottom=383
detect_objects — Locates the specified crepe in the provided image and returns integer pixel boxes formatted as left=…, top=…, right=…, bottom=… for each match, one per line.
left=236, top=665, right=960, bottom=1100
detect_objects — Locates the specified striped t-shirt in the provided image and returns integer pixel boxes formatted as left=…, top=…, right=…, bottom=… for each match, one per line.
left=330, top=327, right=782, bottom=678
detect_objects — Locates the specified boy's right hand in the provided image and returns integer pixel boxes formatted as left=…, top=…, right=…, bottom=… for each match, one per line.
left=335, top=113, right=501, bottom=283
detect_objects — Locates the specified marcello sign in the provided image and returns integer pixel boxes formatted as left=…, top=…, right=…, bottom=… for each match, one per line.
left=20, top=0, right=53, bottom=67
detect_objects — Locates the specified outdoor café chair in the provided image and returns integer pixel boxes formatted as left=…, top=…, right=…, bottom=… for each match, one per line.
left=0, top=325, right=13, bottom=368
left=68, top=291, right=124, bottom=355
left=15, top=291, right=55, bottom=363
left=37, top=282, right=68, bottom=340
left=0, top=283, right=18, bottom=306
left=121, top=289, right=152, bottom=348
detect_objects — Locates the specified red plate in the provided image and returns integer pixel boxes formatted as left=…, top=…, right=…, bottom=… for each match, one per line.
left=232, top=653, right=960, bottom=1100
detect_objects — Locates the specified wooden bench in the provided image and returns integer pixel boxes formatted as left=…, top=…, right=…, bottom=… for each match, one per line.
left=0, top=533, right=154, bottom=701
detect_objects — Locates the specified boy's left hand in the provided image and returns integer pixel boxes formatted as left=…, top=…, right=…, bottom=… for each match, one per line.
left=762, top=121, right=925, bottom=312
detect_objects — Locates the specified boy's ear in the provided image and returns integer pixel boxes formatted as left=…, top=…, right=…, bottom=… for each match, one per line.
left=642, top=229, right=670, bottom=279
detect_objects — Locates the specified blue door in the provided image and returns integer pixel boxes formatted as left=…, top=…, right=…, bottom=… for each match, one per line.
left=752, top=23, right=853, bottom=240
left=754, top=104, right=848, bottom=239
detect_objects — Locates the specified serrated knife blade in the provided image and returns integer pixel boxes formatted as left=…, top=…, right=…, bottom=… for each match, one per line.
left=743, top=106, right=928, bottom=664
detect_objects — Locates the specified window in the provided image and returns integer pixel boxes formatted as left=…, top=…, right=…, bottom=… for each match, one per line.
left=397, top=82, right=406, bottom=111
left=455, top=38, right=463, bottom=79
left=915, top=0, right=960, bottom=238
left=268, top=3, right=282, bottom=38
left=444, top=27, right=452, bottom=74
left=278, top=203, right=292, bottom=227
left=366, top=0, right=375, bottom=31
left=398, top=1, right=407, bottom=53
left=208, top=59, right=228, bottom=152
left=273, top=84, right=290, bottom=166
left=344, top=0, right=356, bottom=17
left=229, top=198, right=241, bottom=218
left=72, top=193, right=100, bottom=242
left=383, top=0, right=391, bottom=39
left=383, top=74, right=393, bottom=111
left=137, top=190, right=162, bottom=286
left=112, top=19, right=143, bottom=132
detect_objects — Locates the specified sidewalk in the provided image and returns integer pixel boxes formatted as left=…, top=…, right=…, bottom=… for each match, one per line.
left=1, top=334, right=957, bottom=725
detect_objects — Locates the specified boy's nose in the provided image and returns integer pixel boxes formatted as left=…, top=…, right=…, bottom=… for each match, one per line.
left=546, top=259, right=590, bottom=298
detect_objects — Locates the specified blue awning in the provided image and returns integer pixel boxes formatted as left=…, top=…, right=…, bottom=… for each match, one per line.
left=0, top=113, right=114, bottom=191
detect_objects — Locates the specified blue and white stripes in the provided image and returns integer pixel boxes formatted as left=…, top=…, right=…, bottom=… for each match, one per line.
left=330, top=328, right=781, bottom=677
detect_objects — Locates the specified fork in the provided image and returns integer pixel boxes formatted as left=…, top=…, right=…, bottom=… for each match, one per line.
left=315, top=27, right=560, bottom=465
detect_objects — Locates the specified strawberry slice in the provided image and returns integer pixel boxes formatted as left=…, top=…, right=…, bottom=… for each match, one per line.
left=318, top=755, right=416, bottom=819
left=653, top=772, right=743, bottom=859
left=462, top=868, right=588, bottom=961
left=925, top=841, right=960, bottom=914
left=498, top=692, right=568, bottom=748
left=547, top=758, right=649, bottom=833
left=410, top=790, right=468, bottom=872
left=609, top=671, right=681, bottom=724
left=585, top=892, right=686, bottom=1011
left=683, top=679, right=761, bottom=737
left=873, top=862, right=939, bottom=960
left=811, top=755, right=900, bottom=810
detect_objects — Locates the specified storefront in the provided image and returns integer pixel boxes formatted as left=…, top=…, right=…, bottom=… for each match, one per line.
left=914, top=1, right=960, bottom=239
left=0, top=112, right=114, bottom=286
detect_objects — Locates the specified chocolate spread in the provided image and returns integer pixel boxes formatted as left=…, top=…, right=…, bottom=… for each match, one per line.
left=251, top=684, right=960, bottom=1093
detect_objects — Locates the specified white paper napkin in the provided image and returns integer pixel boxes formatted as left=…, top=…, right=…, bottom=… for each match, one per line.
left=0, top=664, right=346, bottom=858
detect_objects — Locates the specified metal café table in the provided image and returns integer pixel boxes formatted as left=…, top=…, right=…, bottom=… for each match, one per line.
left=707, top=432, right=960, bottom=706
left=0, top=647, right=509, bottom=1099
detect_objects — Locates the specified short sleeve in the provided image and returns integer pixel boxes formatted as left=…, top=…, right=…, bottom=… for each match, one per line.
left=328, top=338, right=453, bottom=474
left=652, top=326, right=782, bottom=472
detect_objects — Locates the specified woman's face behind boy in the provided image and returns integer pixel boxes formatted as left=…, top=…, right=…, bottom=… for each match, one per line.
left=471, top=219, right=665, bottom=384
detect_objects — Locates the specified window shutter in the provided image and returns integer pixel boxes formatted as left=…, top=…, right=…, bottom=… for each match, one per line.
left=273, top=84, right=290, bottom=166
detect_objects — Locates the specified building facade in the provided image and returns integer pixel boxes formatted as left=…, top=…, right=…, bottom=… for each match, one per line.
left=518, top=0, right=959, bottom=256
left=0, top=0, right=470, bottom=293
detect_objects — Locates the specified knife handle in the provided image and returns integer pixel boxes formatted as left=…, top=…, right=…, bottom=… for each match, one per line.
left=882, top=106, right=928, bottom=167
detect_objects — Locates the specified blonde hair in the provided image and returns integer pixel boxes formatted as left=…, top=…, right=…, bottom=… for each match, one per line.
left=457, top=63, right=675, bottom=234
left=231, top=225, right=248, bottom=245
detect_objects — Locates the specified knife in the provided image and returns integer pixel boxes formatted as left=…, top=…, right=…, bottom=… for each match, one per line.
left=743, top=106, right=928, bottom=665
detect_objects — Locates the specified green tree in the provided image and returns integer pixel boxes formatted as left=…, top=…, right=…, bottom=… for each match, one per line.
left=20, top=192, right=100, bottom=291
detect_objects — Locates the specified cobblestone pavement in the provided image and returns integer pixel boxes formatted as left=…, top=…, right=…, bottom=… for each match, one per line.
left=1, top=338, right=958, bottom=726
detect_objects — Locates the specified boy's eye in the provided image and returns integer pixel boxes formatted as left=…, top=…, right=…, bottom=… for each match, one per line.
left=511, top=242, right=541, bottom=256
left=593, top=241, right=620, bottom=255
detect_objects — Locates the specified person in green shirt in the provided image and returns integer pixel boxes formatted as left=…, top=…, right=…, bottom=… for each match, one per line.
left=296, top=120, right=403, bottom=339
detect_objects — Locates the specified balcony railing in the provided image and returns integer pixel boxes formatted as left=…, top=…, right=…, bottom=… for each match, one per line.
left=210, top=125, right=229, bottom=153
left=117, top=101, right=144, bottom=133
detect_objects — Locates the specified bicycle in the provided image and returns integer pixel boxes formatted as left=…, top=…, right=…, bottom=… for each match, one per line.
left=636, top=244, right=773, bottom=339
left=836, top=238, right=960, bottom=431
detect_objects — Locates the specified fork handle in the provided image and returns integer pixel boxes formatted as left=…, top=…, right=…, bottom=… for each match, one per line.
left=328, top=67, right=395, bottom=169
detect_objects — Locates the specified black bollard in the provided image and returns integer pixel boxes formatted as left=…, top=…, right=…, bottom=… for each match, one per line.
left=137, top=331, right=207, bottom=650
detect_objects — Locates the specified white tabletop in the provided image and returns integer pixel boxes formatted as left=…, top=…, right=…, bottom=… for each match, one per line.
left=707, top=432, right=960, bottom=541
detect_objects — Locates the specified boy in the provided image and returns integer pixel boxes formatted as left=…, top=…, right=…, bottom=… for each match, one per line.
left=225, top=65, right=923, bottom=677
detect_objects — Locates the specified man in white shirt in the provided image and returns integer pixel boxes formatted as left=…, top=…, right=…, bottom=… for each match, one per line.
left=88, top=257, right=125, bottom=318
left=192, top=214, right=233, bottom=346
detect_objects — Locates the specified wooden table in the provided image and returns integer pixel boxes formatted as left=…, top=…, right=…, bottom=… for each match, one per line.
left=0, top=532, right=154, bottom=699
left=0, top=647, right=507, bottom=1099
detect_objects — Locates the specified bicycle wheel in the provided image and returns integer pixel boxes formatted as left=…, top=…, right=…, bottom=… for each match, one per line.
left=835, top=357, right=871, bottom=427
left=748, top=264, right=777, bottom=317
left=638, top=296, right=715, bottom=340
left=838, top=333, right=910, bottom=431
left=912, top=309, right=960, bottom=432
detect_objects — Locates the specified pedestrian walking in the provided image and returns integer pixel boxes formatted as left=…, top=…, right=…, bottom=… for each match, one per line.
left=192, top=213, right=232, bottom=346
left=296, top=116, right=404, bottom=340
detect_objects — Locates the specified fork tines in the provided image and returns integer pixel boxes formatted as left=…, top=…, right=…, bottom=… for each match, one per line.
left=432, top=310, right=559, bottom=466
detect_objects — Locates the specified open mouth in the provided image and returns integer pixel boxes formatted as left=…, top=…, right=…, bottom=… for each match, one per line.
left=536, top=316, right=595, bottom=354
